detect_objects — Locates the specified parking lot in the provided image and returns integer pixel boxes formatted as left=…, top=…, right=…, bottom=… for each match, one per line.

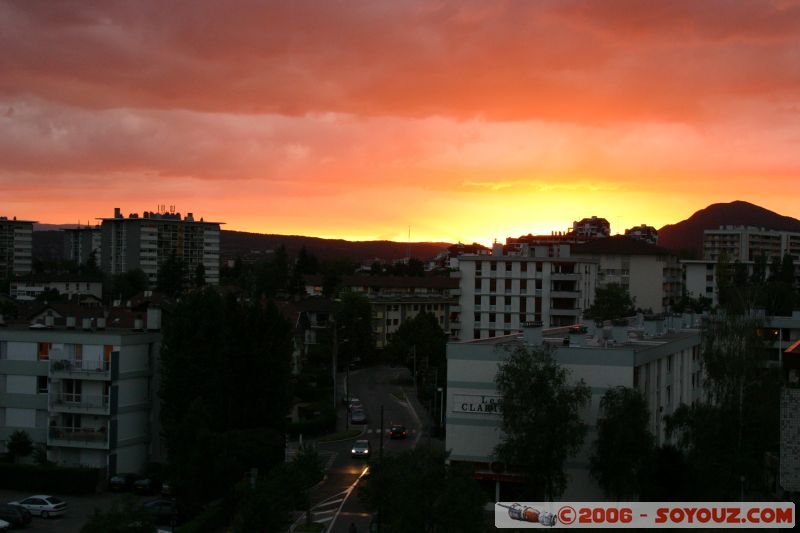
left=0, top=489, right=156, bottom=533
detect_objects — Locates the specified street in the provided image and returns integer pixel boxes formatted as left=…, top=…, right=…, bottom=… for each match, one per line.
left=299, top=365, right=429, bottom=533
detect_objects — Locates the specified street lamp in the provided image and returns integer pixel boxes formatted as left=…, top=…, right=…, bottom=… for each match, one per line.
left=437, top=387, right=445, bottom=435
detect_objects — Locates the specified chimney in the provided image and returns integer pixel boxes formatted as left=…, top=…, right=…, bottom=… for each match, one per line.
left=146, top=308, right=162, bottom=331
left=134, top=318, right=144, bottom=331
left=82, top=318, right=92, bottom=330
left=114, top=207, right=121, bottom=218
left=96, top=317, right=106, bottom=330
left=522, top=321, right=543, bottom=346
left=44, top=315, right=55, bottom=327
left=66, top=316, right=76, bottom=329
left=492, top=243, right=503, bottom=256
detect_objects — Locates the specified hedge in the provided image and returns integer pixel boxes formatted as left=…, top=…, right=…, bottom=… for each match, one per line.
left=0, top=463, right=99, bottom=494
left=175, top=499, right=228, bottom=533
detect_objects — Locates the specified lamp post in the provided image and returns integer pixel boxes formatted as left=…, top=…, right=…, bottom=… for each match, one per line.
left=437, top=387, right=444, bottom=435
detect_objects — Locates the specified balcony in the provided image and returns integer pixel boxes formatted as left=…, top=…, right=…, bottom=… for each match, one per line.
left=551, top=273, right=580, bottom=281
left=50, top=358, right=110, bottom=380
left=48, top=426, right=109, bottom=450
left=49, top=393, right=110, bottom=415
left=550, top=290, right=580, bottom=298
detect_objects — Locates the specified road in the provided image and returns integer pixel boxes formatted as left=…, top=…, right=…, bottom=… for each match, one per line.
left=298, top=365, right=426, bottom=533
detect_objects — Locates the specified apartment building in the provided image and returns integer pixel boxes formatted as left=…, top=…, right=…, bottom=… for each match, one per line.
left=572, top=216, right=611, bottom=238
left=0, top=308, right=163, bottom=475
left=625, top=224, right=658, bottom=245
left=63, top=226, right=102, bottom=266
left=572, top=236, right=682, bottom=313
left=304, top=275, right=458, bottom=347
left=454, top=244, right=597, bottom=340
left=99, top=208, right=222, bottom=285
left=0, top=216, right=34, bottom=279
left=445, top=318, right=702, bottom=502
left=10, top=275, right=103, bottom=301
left=703, top=226, right=800, bottom=263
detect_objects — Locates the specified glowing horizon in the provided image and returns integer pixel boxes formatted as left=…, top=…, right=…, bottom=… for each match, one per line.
left=2, top=1, right=799, bottom=246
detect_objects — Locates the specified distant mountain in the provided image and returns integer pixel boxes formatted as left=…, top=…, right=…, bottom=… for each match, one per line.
left=32, top=228, right=452, bottom=263
left=220, top=230, right=451, bottom=262
left=658, top=201, right=800, bottom=256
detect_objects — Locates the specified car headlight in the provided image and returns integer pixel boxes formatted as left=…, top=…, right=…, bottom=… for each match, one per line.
left=351, top=449, right=357, bottom=453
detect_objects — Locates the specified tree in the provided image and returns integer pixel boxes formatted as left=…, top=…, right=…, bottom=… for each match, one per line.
left=81, top=250, right=102, bottom=277
left=7, top=430, right=33, bottom=463
left=666, top=314, right=781, bottom=499
left=295, top=246, right=319, bottom=275
left=156, top=253, right=185, bottom=297
left=385, top=311, right=447, bottom=370
left=359, top=448, right=486, bottom=533
left=109, top=269, right=149, bottom=303
left=194, top=262, right=206, bottom=288
left=585, top=283, right=635, bottom=321
left=334, top=291, right=374, bottom=367
left=495, top=346, right=590, bottom=500
left=81, top=496, right=156, bottom=533
left=590, top=387, right=653, bottom=500
left=160, top=289, right=293, bottom=514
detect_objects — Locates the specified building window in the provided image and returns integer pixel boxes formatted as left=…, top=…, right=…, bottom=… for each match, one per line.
left=489, top=313, right=496, bottom=323
left=536, top=262, right=542, bottom=272
left=0, top=341, right=6, bottom=360
left=474, top=278, right=481, bottom=289
left=490, top=262, right=497, bottom=271
left=489, top=296, right=496, bottom=305
left=474, top=296, right=480, bottom=305
left=504, top=314, right=511, bottom=324
left=505, top=296, right=511, bottom=305
left=535, top=279, right=542, bottom=290
left=37, top=343, right=51, bottom=361
left=505, top=262, right=512, bottom=272
left=473, top=330, right=480, bottom=340
left=37, top=376, right=48, bottom=394
left=490, top=279, right=497, bottom=292
left=521, top=262, right=527, bottom=272
left=666, top=356, right=672, bottom=373
left=474, top=313, right=480, bottom=322
left=520, top=279, right=527, bottom=290
left=505, top=279, right=512, bottom=291
left=665, top=385, right=672, bottom=405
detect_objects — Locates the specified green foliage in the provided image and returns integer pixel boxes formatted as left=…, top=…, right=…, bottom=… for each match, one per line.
left=160, top=289, right=293, bottom=513
left=335, top=291, right=375, bottom=366
left=174, top=499, right=228, bottom=533
left=295, top=246, right=319, bottom=275
left=385, top=311, right=447, bottom=371
left=156, top=253, right=186, bottom=297
left=495, top=345, right=590, bottom=500
left=590, top=387, right=653, bottom=500
left=81, top=496, right=156, bottom=533
left=7, top=430, right=33, bottom=461
left=672, top=294, right=712, bottom=314
left=32, top=443, right=52, bottom=466
left=718, top=252, right=798, bottom=315
left=665, top=314, right=781, bottom=499
left=194, top=262, right=206, bottom=288
left=358, top=448, right=486, bottom=533
left=110, top=269, right=149, bottom=302
left=585, top=283, right=635, bottom=321
left=0, top=463, right=98, bottom=493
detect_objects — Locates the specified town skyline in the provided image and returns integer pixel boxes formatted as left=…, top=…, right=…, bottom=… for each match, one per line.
left=2, top=1, right=800, bottom=244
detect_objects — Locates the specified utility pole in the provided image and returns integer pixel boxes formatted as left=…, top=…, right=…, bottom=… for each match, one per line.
left=332, top=318, right=338, bottom=409
left=411, top=345, right=416, bottom=389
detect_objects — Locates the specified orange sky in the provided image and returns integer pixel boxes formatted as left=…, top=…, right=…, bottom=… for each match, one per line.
left=2, top=0, right=800, bottom=245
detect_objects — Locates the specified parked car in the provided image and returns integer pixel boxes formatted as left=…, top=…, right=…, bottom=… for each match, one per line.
left=0, top=504, right=31, bottom=528
left=351, top=439, right=371, bottom=458
left=8, top=496, right=67, bottom=518
left=141, top=499, right=179, bottom=526
left=0, top=518, right=10, bottom=531
left=350, top=408, right=367, bottom=424
left=134, top=477, right=163, bottom=495
left=109, top=473, right=141, bottom=492
left=389, top=425, right=408, bottom=439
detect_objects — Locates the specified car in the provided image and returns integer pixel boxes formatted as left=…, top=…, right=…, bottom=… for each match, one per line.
left=8, top=495, right=67, bottom=518
left=0, top=518, right=10, bottom=532
left=160, top=481, right=172, bottom=497
left=141, top=498, right=179, bottom=526
left=109, top=472, right=141, bottom=491
left=133, top=476, right=163, bottom=495
left=389, top=424, right=408, bottom=439
left=344, top=397, right=360, bottom=410
left=350, top=408, right=367, bottom=424
left=0, top=504, right=30, bottom=528
left=351, top=439, right=371, bottom=458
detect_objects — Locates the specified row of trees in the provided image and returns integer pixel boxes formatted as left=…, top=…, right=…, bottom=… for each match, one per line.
left=495, top=311, right=781, bottom=501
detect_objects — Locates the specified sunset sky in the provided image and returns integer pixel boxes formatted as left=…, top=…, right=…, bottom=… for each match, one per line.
left=2, top=0, right=800, bottom=245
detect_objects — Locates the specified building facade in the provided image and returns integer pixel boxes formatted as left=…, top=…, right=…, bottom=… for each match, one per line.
left=64, top=226, right=102, bottom=266
left=99, top=208, right=222, bottom=285
left=703, top=226, right=800, bottom=263
left=454, top=245, right=597, bottom=340
left=445, top=319, right=702, bottom=501
left=625, top=224, right=658, bottom=245
left=0, top=217, right=34, bottom=279
left=572, top=236, right=683, bottom=314
left=10, top=276, right=104, bottom=301
left=0, top=311, right=162, bottom=475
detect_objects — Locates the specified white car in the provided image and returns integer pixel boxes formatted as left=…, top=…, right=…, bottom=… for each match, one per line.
left=0, top=518, right=10, bottom=532
left=8, top=495, right=67, bottom=518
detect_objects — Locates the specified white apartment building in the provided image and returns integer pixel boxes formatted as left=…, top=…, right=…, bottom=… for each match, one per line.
left=0, top=309, right=163, bottom=475
left=572, top=236, right=682, bottom=314
left=625, top=224, right=658, bottom=245
left=99, top=208, right=222, bottom=285
left=454, top=244, right=597, bottom=340
left=10, top=276, right=104, bottom=301
left=63, top=226, right=102, bottom=266
left=445, top=318, right=702, bottom=502
left=703, top=226, right=800, bottom=263
left=0, top=216, right=34, bottom=279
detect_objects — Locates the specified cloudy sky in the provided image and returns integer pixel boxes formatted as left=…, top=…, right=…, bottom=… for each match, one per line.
left=2, top=0, right=799, bottom=243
